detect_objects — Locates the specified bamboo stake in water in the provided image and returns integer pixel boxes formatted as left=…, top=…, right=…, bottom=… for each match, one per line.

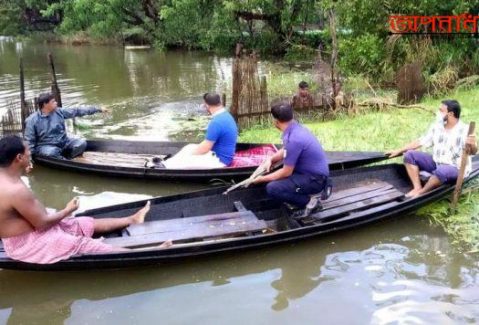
left=451, top=122, right=476, bottom=210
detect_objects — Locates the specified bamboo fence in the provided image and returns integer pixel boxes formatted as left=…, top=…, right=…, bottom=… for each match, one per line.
left=1, top=54, right=61, bottom=137
left=231, top=54, right=270, bottom=129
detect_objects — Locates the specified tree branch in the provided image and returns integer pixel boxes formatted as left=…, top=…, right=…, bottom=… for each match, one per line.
left=142, top=0, right=159, bottom=24
left=234, top=11, right=276, bottom=22
left=121, top=7, right=145, bottom=26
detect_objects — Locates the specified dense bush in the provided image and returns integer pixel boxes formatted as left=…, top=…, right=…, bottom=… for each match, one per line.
left=338, top=34, right=386, bottom=80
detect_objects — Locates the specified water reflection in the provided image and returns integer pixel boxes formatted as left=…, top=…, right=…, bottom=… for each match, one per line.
left=270, top=246, right=324, bottom=311
left=27, top=165, right=203, bottom=211
left=2, top=218, right=478, bottom=324
left=0, top=39, right=233, bottom=142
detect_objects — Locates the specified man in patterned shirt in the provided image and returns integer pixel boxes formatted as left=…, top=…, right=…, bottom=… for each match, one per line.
left=387, top=100, right=477, bottom=198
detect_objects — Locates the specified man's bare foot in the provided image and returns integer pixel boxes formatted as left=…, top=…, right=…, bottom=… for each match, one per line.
left=405, top=188, right=421, bottom=198
left=130, top=201, right=151, bottom=224
left=158, top=239, right=173, bottom=248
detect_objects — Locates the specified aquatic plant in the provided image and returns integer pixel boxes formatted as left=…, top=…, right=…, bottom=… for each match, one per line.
left=417, top=180, right=479, bottom=253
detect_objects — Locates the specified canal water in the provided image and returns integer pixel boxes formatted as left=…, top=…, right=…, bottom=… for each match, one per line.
left=0, top=38, right=478, bottom=324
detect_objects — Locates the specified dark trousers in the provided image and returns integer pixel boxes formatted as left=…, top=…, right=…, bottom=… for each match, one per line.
left=37, top=138, right=87, bottom=159
left=266, top=173, right=327, bottom=208
left=403, top=150, right=458, bottom=184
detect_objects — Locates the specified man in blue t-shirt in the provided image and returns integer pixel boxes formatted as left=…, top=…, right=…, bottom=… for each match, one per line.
left=202, top=93, right=238, bottom=165
left=163, top=93, right=238, bottom=169
left=253, top=102, right=329, bottom=214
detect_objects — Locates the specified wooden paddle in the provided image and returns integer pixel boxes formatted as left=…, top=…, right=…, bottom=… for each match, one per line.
left=450, top=122, right=475, bottom=210
left=223, top=160, right=280, bottom=195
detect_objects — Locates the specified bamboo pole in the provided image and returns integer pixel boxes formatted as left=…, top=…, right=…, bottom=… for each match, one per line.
left=48, top=52, right=75, bottom=130
left=48, top=53, right=62, bottom=107
left=260, top=75, right=268, bottom=124
left=231, top=58, right=240, bottom=122
left=19, top=58, right=27, bottom=132
left=450, top=122, right=476, bottom=210
left=328, top=8, right=339, bottom=110
left=246, top=57, right=253, bottom=128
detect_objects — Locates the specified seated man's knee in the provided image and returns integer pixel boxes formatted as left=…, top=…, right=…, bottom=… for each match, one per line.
left=78, top=139, right=87, bottom=152
left=266, top=181, right=283, bottom=198
left=403, top=150, right=416, bottom=164
left=68, top=139, right=87, bottom=158
left=433, top=166, right=458, bottom=184
left=78, top=139, right=87, bottom=150
left=72, top=139, right=87, bottom=151
left=177, top=144, right=198, bottom=156
left=37, top=146, right=62, bottom=158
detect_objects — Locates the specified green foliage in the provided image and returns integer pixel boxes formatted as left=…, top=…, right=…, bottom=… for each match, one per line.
left=291, top=30, right=326, bottom=48
left=200, top=7, right=241, bottom=52
left=338, top=34, right=386, bottom=80
left=0, top=1, right=24, bottom=35
left=2, top=0, right=479, bottom=84
left=284, top=44, right=316, bottom=62
left=263, top=65, right=315, bottom=99
left=160, top=0, right=209, bottom=49
left=245, top=30, right=283, bottom=55
left=0, top=0, right=323, bottom=54
left=334, top=0, right=479, bottom=84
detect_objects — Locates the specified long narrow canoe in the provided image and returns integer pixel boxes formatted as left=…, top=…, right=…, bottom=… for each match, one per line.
left=2, top=156, right=477, bottom=271
left=32, top=139, right=388, bottom=182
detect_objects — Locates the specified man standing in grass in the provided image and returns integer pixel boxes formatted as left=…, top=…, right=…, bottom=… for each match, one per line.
left=291, top=81, right=314, bottom=110
left=253, top=102, right=329, bottom=215
left=387, top=99, right=477, bottom=198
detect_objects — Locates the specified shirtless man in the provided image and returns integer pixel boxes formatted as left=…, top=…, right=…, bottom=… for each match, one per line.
left=291, top=81, right=314, bottom=110
left=0, top=135, right=171, bottom=264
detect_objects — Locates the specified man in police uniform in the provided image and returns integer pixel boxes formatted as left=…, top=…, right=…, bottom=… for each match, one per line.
left=253, top=102, right=329, bottom=215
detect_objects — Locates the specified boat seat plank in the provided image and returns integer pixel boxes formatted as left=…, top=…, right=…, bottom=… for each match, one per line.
left=318, top=201, right=401, bottom=225
left=127, top=211, right=255, bottom=236
left=243, top=198, right=278, bottom=211
left=84, top=151, right=161, bottom=160
left=73, top=158, right=144, bottom=168
left=314, top=189, right=405, bottom=221
left=104, top=211, right=267, bottom=248
left=323, top=181, right=391, bottom=203
left=73, top=151, right=164, bottom=168
left=234, top=201, right=247, bottom=212
left=322, top=186, right=394, bottom=210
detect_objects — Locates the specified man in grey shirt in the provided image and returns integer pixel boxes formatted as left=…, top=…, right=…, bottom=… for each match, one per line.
left=24, top=92, right=108, bottom=159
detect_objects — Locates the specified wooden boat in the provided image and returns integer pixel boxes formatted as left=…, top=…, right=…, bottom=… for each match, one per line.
left=32, top=140, right=388, bottom=182
left=1, top=157, right=477, bottom=271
